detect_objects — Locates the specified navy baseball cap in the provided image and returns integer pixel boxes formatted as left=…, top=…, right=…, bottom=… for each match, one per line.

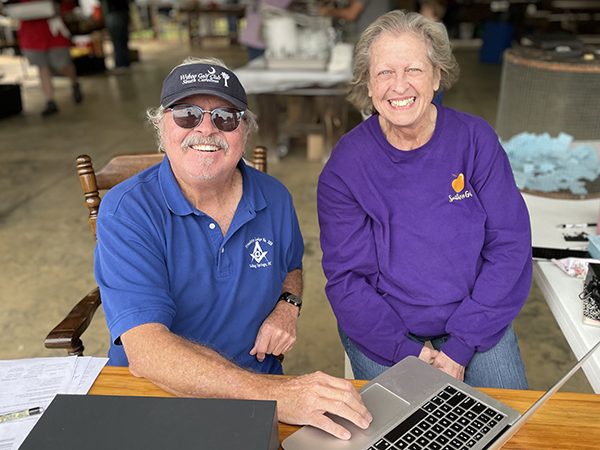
left=160, top=63, right=248, bottom=110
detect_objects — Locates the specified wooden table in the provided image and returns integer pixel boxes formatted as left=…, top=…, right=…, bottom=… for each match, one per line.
left=89, top=366, right=600, bottom=449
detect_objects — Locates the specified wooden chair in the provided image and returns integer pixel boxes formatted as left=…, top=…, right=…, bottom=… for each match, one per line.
left=45, top=147, right=268, bottom=356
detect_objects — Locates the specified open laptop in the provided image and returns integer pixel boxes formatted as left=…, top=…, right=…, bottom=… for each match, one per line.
left=283, top=340, right=600, bottom=450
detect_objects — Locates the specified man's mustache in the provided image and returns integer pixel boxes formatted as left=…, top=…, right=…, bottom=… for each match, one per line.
left=181, top=134, right=229, bottom=153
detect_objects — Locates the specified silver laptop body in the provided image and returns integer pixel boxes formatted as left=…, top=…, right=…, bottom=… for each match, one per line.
left=282, top=340, right=600, bottom=450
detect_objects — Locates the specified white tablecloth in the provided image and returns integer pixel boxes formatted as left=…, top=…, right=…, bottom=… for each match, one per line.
left=234, top=57, right=353, bottom=95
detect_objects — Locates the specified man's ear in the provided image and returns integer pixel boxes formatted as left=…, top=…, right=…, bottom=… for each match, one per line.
left=158, top=117, right=168, bottom=152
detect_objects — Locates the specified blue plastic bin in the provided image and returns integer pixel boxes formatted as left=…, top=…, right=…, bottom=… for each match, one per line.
left=480, top=21, right=515, bottom=64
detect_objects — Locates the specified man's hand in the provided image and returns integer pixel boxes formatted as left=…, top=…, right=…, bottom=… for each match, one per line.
left=250, top=300, right=298, bottom=362
left=122, top=323, right=371, bottom=440
left=418, top=346, right=439, bottom=364
left=273, top=372, right=373, bottom=440
left=431, top=351, right=465, bottom=381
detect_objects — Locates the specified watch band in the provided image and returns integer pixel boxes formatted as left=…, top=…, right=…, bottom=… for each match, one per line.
left=278, top=292, right=302, bottom=315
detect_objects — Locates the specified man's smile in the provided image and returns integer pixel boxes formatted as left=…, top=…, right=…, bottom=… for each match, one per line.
left=191, top=144, right=220, bottom=152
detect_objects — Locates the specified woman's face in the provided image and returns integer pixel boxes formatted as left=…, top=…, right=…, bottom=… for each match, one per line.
left=368, top=31, right=441, bottom=132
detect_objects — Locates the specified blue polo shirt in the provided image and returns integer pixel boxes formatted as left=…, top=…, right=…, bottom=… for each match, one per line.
left=95, top=156, right=304, bottom=374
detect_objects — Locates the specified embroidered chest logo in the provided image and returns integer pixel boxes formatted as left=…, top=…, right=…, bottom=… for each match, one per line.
left=245, top=237, right=274, bottom=269
left=449, top=172, right=473, bottom=202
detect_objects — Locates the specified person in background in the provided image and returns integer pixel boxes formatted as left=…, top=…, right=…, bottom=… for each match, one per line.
left=103, top=0, right=131, bottom=73
left=318, top=0, right=391, bottom=41
left=419, top=0, right=446, bottom=22
left=15, top=0, right=82, bottom=116
left=318, top=11, right=531, bottom=389
left=238, top=0, right=293, bottom=60
left=95, top=56, right=373, bottom=440
left=224, top=0, right=239, bottom=45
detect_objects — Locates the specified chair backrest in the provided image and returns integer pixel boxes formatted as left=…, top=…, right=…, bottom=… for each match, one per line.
left=77, top=147, right=267, bottom=239
left=45, top=147, right=268, bottom=357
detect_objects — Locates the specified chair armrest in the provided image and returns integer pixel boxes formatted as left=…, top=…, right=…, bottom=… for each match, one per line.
left=44, top=286, right=281, bottom=362
left=45, top=287, right=102, bottom=356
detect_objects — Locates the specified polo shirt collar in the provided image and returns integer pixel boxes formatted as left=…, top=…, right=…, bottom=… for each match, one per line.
left=158, top=155, right=267, bottom=216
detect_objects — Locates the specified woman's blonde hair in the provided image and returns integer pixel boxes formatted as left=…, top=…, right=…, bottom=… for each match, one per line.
left=347, top=10, right=459, bottom=115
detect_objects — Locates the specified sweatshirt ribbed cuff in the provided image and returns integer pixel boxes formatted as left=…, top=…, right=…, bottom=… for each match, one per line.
left=440, top=336, right=475, bottom=367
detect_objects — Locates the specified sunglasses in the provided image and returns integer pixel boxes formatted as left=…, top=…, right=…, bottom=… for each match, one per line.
left=168, top=104, right=245, bottom=132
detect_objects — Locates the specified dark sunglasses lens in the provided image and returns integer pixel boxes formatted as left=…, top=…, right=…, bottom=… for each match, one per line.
left=172, top=105, right=202, bottom=129
left=212, top=109, right=242, bottom=132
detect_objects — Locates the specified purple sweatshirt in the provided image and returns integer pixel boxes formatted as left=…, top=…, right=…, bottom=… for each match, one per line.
left=317, top=105, right=532, bottom=367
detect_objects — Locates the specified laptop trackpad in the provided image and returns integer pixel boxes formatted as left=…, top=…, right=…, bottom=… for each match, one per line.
left=329, top=383, right=411, bottom=437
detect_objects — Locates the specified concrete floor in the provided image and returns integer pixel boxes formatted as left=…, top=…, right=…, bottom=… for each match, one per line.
left=0, top=39, right=594, bottom=394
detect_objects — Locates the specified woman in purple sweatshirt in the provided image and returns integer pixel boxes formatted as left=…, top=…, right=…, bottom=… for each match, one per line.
left=317, top=10, right=531, bottom=389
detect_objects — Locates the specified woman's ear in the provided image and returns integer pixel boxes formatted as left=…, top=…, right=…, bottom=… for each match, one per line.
left=433, top=66, right=441, bottom=92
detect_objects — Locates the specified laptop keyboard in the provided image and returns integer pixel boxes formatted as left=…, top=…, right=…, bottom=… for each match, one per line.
left=367, top=385, right=506, bottom=450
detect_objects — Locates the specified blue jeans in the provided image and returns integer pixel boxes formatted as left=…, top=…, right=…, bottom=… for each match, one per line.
left=340, top=323, right=528, bottom=390
left=106, top=11, right=131, bottom=68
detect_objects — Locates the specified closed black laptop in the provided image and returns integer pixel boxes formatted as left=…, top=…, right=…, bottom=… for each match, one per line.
left=20, top=394, right=279, bottom=450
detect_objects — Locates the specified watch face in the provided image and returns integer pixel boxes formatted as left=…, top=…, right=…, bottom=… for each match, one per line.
left=281, top=292, right=301, bottom=308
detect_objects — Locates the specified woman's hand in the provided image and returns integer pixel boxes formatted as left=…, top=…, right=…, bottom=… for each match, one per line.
left=431, top=351, right=465, bottom=381
left=418, top=346, right=439, bottom=364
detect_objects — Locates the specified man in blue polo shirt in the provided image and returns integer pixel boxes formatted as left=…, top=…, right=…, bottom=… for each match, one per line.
left=94, top=57, right=372, bottom=440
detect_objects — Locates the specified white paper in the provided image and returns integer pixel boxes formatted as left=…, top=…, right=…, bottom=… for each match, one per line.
left=0, top=356, right=108, bottom=450
left=73, top=357, right=108, bottom=395
left=65, top=357, right=91, bottom=395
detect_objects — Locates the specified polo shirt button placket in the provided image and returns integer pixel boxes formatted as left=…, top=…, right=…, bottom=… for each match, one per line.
left=209, top=223, right=216, bottom=230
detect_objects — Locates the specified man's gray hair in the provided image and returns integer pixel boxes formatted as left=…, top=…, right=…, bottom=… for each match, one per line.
left=347, top=10, right=459, bottom=115
left=147, top=57, right=258, bottom=152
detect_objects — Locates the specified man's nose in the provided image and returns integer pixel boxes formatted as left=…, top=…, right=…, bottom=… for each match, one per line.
left=195, top=111, right=217, bottom=133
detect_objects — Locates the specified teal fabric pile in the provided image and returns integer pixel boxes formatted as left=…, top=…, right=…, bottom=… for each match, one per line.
left=501, top=132, right=600, bottom=195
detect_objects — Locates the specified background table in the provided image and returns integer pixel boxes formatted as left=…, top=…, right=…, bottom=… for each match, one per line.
left=523, top=192, right=600, bottom=392
left=90, top=366, right=600, bottom=449
left=235, top=57, right=353, bottom=162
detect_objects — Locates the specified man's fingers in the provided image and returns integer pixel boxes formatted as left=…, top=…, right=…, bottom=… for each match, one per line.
left=271, top=334, right=295, bottom=356
left=322, top=395, right=372, bottom=430
left=307, top=376, right=371, bottom=427
left=280, top=341, right=295, bottom=355
left=250, top=331, right=273, bottom=362
left=252, top=322, right=297, bottom=360
left=274, top=372, right=373, bottom=440
left=249, top=332, right=261, bottom=356
left=307, top=413, right=353, bottom=440
left=250, top=332, right=268, bottom=360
